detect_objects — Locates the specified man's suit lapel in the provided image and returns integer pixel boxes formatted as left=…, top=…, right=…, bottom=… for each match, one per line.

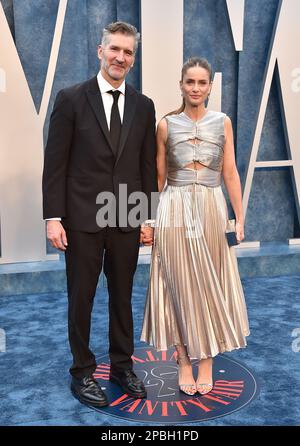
left=86, top=78, right=138, bottom=162
left=115, top=84, right=138, bottom=166
left=86, top=77, right=114, bottom=153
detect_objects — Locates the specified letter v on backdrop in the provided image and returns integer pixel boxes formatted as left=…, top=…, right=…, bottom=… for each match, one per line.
left=0, top=0, right=68, bottom=263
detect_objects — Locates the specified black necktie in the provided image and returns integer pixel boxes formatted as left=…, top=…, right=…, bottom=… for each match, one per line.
left=108, top=90, right=122, bottom=156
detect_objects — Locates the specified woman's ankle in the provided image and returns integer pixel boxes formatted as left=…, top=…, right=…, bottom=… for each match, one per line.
left=198, top=357, right=213, bottom=367
left=175, top=345, right=191, bottom=365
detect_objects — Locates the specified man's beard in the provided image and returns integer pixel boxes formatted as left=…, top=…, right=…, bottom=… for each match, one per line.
left=102, top=60, right=126, bottom=80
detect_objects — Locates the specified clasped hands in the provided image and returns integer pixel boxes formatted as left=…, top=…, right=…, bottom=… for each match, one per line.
left=140, top=225, right=154, bottom=246
left=47, top=220, right=154, bottom=251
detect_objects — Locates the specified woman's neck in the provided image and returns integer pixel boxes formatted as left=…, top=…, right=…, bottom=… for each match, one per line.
left=183, top=105, right=207, bottom=121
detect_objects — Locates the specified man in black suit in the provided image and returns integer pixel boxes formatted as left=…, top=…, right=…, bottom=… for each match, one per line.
left=42, top=22, right=157, bottom=407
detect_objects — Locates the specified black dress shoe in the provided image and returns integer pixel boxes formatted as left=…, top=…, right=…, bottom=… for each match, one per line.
left=71, top=375, right=109, bottom=407
left=109, top=369, right=147, bottom=399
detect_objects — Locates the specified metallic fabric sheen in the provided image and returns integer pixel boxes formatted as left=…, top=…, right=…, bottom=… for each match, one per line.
left=141, top=111, right=250, bottom=359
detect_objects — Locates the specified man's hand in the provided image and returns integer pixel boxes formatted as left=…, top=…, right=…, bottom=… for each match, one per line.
left=140, top=226, right=154, bottom=246
left=46, top=221, right=68, bottom=251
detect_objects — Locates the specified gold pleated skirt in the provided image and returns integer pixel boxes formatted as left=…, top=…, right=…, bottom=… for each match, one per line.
left=141, top=169, right=250, bottom=359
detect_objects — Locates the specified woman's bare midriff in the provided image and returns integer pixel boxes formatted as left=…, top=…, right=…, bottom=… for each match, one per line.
left=183, top=162, right=205, bottom=170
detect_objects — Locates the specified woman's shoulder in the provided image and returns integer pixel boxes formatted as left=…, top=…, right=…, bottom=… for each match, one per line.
left=164, top=112, right=184, bottom=122
left=157, top=117, right=168, bottom=140
left=157, top=117, right=168, bottom=129
left=207, top=110, right=227, bottom=120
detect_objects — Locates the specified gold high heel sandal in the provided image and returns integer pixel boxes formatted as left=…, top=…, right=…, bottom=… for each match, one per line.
left=176, top=355, right=197, bottom=396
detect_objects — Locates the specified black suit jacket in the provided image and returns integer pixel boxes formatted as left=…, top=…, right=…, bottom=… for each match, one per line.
left=42, top=76, right=158, bottom=232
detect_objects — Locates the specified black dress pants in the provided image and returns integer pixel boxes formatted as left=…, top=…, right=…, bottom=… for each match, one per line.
left=65, top=226, right=140, bottom=379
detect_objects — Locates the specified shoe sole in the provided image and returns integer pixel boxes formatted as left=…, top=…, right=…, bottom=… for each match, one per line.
left=109, top=375, right=147, bottom=399
left=71, top=386, right=109, bottom=408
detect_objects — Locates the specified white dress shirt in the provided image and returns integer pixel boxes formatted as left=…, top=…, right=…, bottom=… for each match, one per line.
left=97, top=70, right=125, bottom=128
left=47, top=71, right=125, bottom=221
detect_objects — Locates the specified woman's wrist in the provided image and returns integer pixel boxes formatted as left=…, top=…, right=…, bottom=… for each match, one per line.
left=235, top=216, right=244, bottom=225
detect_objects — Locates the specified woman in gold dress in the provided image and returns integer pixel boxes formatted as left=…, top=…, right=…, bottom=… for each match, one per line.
left=141, top=57, right=250, bottom=396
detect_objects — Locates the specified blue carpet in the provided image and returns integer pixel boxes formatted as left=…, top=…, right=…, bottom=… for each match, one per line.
left=0, top=275, right=300, bottom=426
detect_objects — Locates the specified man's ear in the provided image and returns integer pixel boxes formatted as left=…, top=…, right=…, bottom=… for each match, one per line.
left=97, top=45, right=103, bottom=61
left=131, top=54, right=136, bottom=68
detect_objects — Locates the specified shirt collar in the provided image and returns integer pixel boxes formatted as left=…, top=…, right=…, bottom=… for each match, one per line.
left=97, top=71, right=125, bottom=95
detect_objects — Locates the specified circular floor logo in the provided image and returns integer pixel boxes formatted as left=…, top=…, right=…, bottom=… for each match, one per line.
left=92, top=347, right=259, bottom=423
